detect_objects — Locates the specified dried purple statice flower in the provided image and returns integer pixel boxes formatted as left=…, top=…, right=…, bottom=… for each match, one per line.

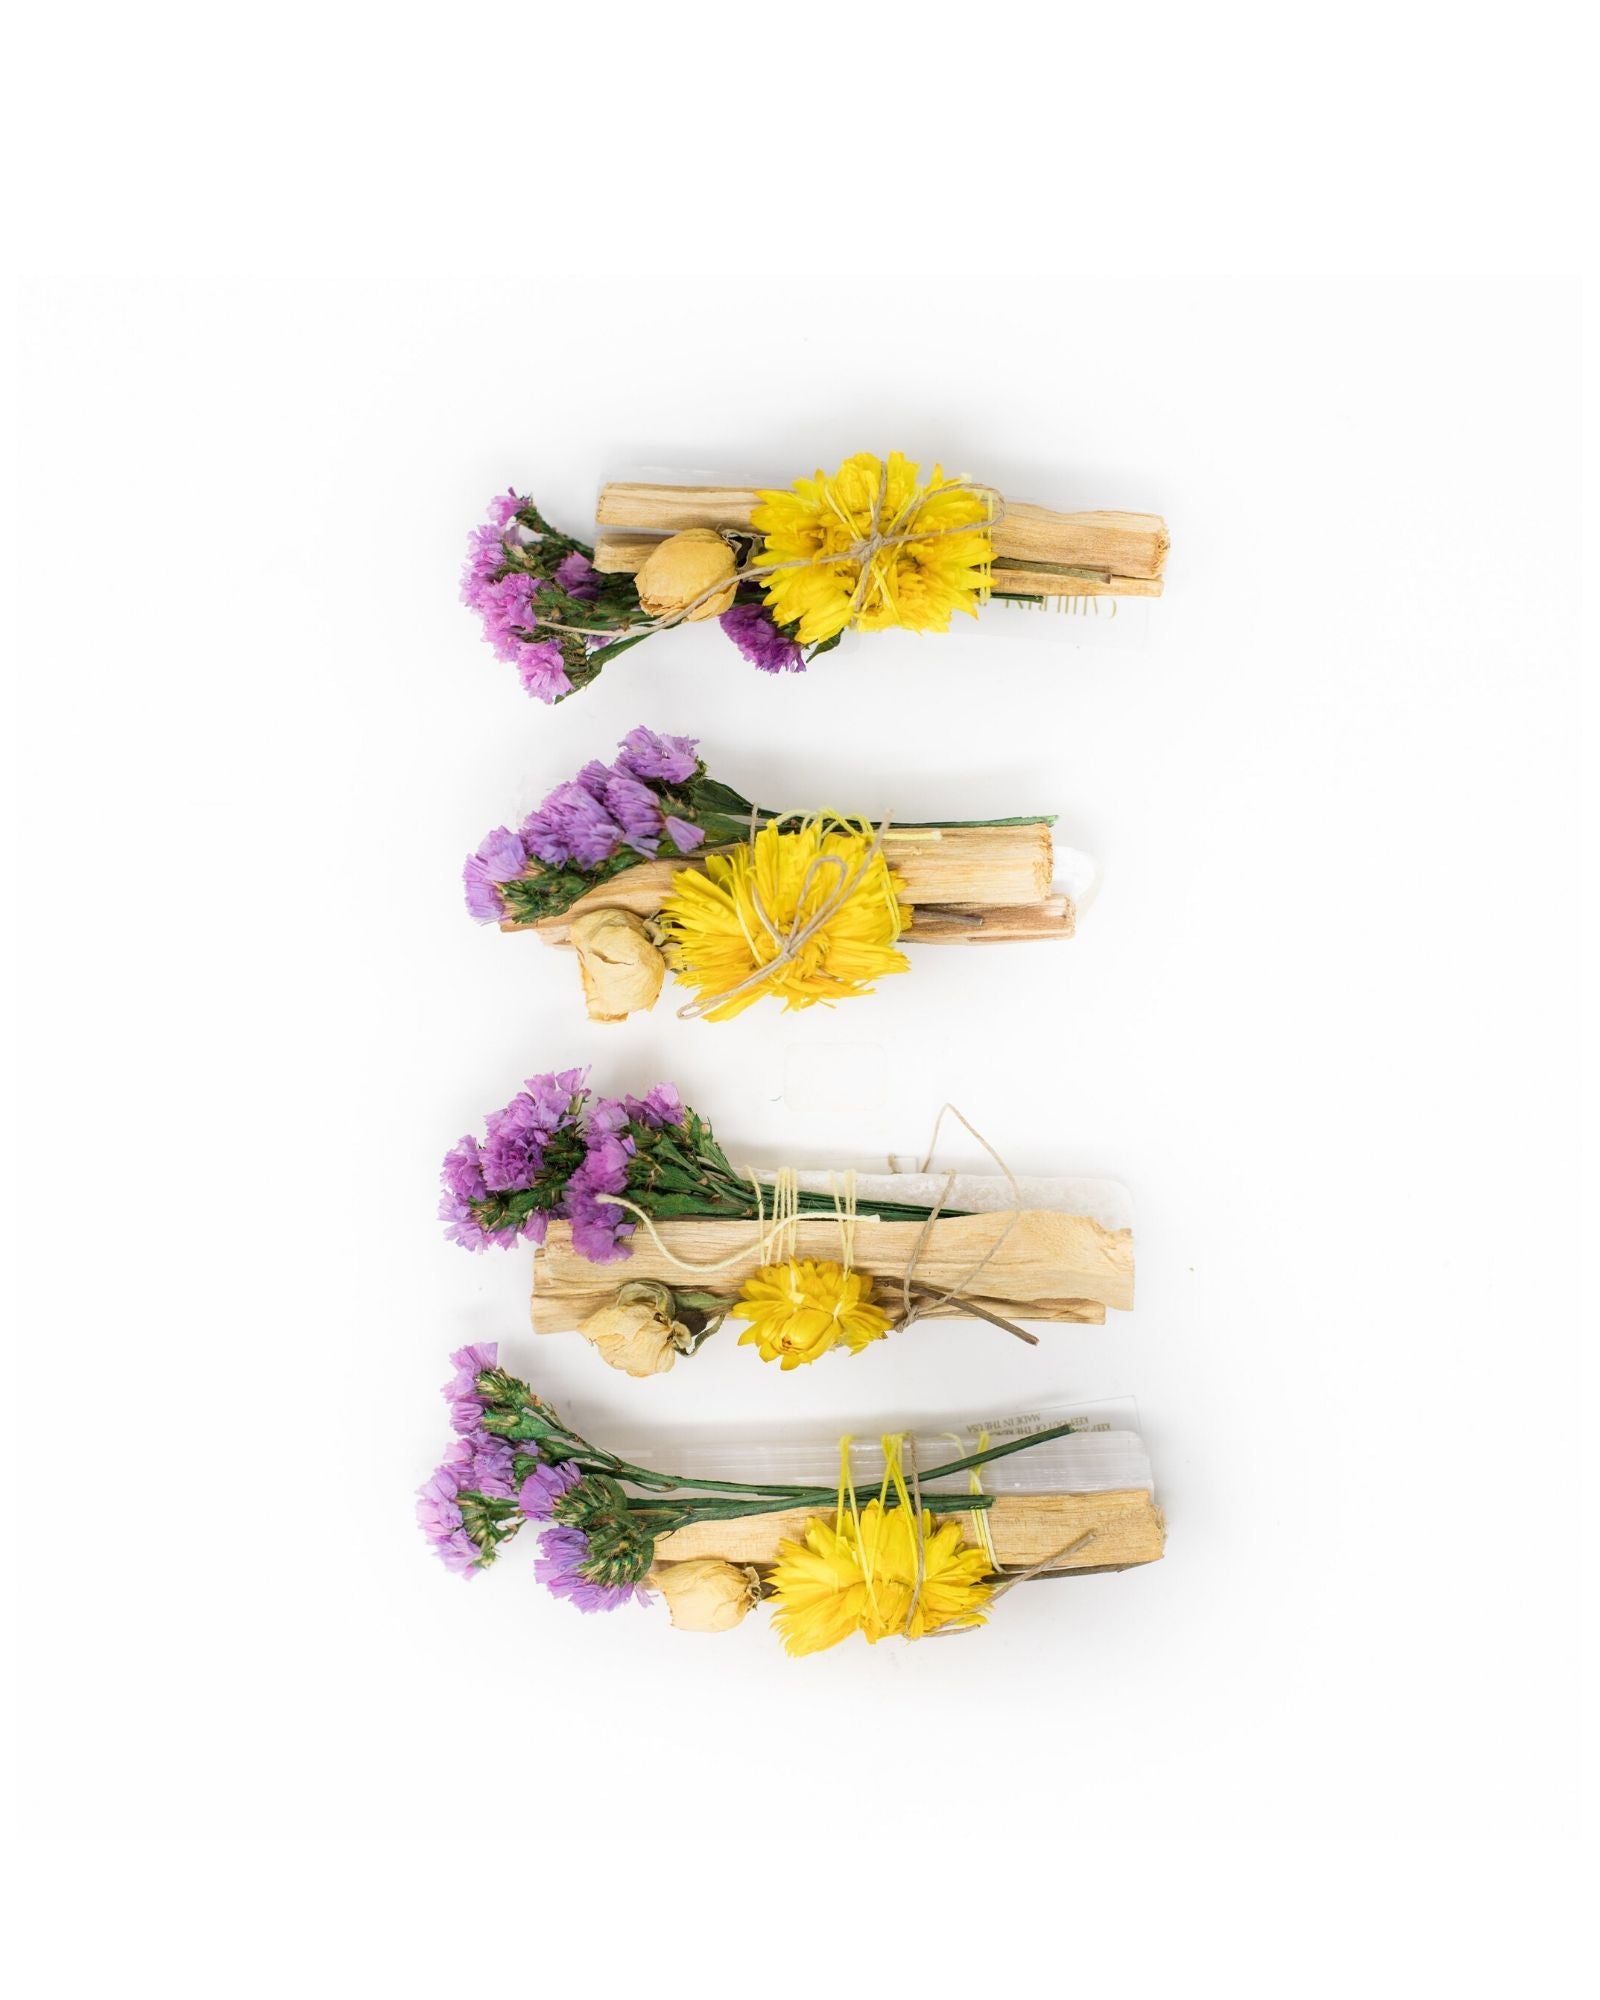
left=719, top=601, right=806, bottom=674
left=614, top=725, right=700, bottom=786
left=533, top=1526, right=647, bottom=1613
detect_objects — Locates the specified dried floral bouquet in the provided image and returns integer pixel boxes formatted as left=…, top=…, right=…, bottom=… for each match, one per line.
left=463, top=727, right=1077, bottom=1023
left=418, top=1345, right=1163, bottom=1652
left=462, top=451, right=1167, bottom=705
left=441, top=1073, right=1133, bottom=1375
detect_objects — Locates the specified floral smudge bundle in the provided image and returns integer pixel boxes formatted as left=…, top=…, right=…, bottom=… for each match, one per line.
left=461, top=451, right=1168, bottom=705
left=417, top=1345, right=1164, bottom=1652
left=440, top=1074, right=1133, bottom=1376
left=463, top=727, right=1083, bottom=1023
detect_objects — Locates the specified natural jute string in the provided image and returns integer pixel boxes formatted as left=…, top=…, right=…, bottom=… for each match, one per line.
left=673, top=814, right=902, bottom=1022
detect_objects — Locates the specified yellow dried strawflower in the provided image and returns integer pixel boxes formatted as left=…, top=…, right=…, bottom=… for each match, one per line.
left=767, top=1501, right=993, bottom=1656
left=732, top=1259, right=891, bottom=1369
left=658, top=818, right=910, bottom=1022
left=752, top=450, right=994, bottom=647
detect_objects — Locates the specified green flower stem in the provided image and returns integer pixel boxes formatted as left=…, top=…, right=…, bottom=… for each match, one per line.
left=608, top=1419, right=1090, bottom=1520
left=912, top=1419, right=1086, bottom=1484
left=636, top=1489, right=992, bottom=1533
left=604, top=1461, right=839, bottom=1503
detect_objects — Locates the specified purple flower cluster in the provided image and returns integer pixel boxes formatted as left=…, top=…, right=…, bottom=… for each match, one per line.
left=519, top=1458, right=581, bottom=1520
left=440, top=1072, right=685, bottom=1262
left=460, top=493, right=573, bottom=704
left=438, top=1067, right=586, bottom=1251
left=720, top=601, right=806, bottom=674
left=553, top=549, right=599, bottom=602
left=533, top=1526, right=648, bottom=1614
left=463, top=727, right=705, bottom=924
left=416, top=1342, right=509, bottom=1578
left=564, top=1082, right=683, bottom=1263
left=418, top=1347, right=648, bottom=1611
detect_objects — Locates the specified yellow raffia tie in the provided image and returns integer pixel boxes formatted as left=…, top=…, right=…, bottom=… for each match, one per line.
left=831, top=1169, right=858, bottom=1274
left=834, top=1435, right=881, bottom=1624
left=882, top=1435, right=927, bottom=1637
left=967, top=1429, right=1000, bottom=1570
left=834, top=1432, right=922, bottom=1630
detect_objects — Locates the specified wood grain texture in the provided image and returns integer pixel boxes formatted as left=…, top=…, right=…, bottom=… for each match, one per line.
left=525, top=896, right=1075, bottom=950
left=596, top=531, right=1164, bottom=599
left=592, top=485, right=1168, bottom=594
left=656, top=1488, right=1165, bottom=1571
left=499, top=822, right=1056, bottom=932
left=533, top=1209, right=1134, bottom=1314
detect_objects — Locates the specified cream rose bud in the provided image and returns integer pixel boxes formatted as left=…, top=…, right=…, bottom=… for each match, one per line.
left=650, top=1560, right=762, bottom=1633
left=634, top=528, right=738, bottom=621
left=579, top=1281, right=687, bottom=1378
left=569, top=908, right=665, bottom=1022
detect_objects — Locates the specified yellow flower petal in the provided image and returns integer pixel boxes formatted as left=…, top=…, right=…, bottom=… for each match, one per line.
left=659, top=819, right=910, bottom=1022
left=752, top=451, right=992, bottom=644
left=766, top=1500, right=992, bottom=1655
left=730, top=1259, right=891, bottom=1368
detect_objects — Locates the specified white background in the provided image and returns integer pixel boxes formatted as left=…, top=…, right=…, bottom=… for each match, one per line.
left=3, top=9, right=1592, bottom=1994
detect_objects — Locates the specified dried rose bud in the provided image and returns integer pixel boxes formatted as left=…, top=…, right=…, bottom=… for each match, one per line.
left=579, top=1280, right=688, bottom=1378
left=569, top=907, right=666, bottom=1022
left=649, top=1559, right=762, bottom=1633
left=634, top=529, right=738, bottom=622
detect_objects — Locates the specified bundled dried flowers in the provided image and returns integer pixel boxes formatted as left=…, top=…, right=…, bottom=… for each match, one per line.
left=417, top=1348, right=1085, bottom=1652
left=464, top=727, right=1064, bottom=1024
left=438, top=1069, right=942, bottom=1270
left=459, top=451, right=1001, bottom=705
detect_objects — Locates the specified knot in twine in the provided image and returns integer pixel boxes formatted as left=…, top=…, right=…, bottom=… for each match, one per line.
left=673, top=814, right=902, bottom=1023
left=801, top=458, right=1004, bottom=633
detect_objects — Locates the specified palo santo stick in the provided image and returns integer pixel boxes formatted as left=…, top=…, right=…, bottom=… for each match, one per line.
left=527, top=897, right=1075, bottom=949
left=530, top=1286, right=1107, bottom=1335
left=499, top=822, right=1058, bottom=935
left=656, top=1488, right=1166, bottom=1573
left=595, top=531, right=1164, bottom=600
left=534, top=1209, right=1134, bottom=1314
left=530, top=897, right=1074, bottom=948
left=593, top=486, right=1168, bottom=592
left=990, top=563, right=1164, bottom=600
left=905, top=899, right=1074, bottom=943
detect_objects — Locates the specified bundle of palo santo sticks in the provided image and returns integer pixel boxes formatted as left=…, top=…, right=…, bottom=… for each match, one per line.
left=530, top=1174, right=1135, bottom=1343
left=658, top=1487, right=1165, bottom=1577
left=420, top=1347, right=1164, bottom=1642
left=616, top=1417, right=1163, bottom=1584
left=465, top=725, right=1091, bottom=1021
left=593, top=479, right=1170, bottom=602
left=509, top=820, right=1077, bottom=954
